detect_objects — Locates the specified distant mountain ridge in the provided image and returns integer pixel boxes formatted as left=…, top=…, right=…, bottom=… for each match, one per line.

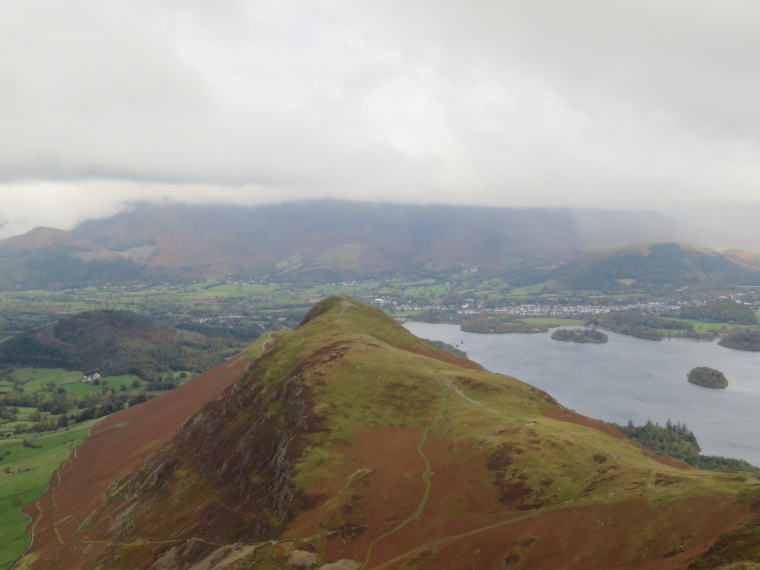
left=542, top=242, right=760, bottom=289
left=0, top=200, right=758, bottom=288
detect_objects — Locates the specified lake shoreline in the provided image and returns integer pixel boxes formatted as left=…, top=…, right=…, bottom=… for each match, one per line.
left=405, top=322, right=760, bottom=466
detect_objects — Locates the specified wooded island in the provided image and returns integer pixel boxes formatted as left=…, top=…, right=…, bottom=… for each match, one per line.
left=687, top=366, right=728, bottom=388
left=551, top=328, right=608, bottom=343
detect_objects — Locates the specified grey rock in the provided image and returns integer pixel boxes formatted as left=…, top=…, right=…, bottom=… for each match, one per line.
left=289, top=549, right=317, bottom=568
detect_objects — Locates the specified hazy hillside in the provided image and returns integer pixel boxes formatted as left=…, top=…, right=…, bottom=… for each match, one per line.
left=0, top=310, right=242, bottom=379
left=75, top=201, right=757, bottom=280
left=542, top=242, right=760, bottom=290
left=666, top=202, right=760, bottom=246
left=18, top=297, right=760, bottom=569
left=0, top=200, right=756, bottom=289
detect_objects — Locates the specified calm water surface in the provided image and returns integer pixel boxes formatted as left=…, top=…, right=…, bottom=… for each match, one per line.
left=405, top=322, right=760, bottom=466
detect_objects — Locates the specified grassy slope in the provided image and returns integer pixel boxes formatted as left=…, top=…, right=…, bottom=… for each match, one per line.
left=282, top=299, right=760, bottom=568
left=16, top=297, right=760, bottom=569
left=0, top=420, right=99, bottom=569
left=13, top=331, right=275, bottom=570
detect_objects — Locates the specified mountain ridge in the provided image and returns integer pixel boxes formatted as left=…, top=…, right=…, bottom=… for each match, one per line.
left=1, top=201, right=759, bottom=288
left=16, top=296, right=760, bottom=569
left=542, top=242, right=760, bottom=289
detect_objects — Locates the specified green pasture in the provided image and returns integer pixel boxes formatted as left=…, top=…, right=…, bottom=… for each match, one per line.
left=0, top=278, right=756, bottom=349
left=203, top=284, right=249, bottom=294
left=55, top=381, right=101, bottom=398
left=7, top=368, right=151, bottom=398
left=678, top=319, right=757, bottom=332
left=510, top=280, right=559, bottom=295
left=9, top=410, right=37, bottom=423
left=11, top=369, right=82, bottom=393
left=102, top=374, right=143, bottom=388
left=0, top=420, right=100, bottom=569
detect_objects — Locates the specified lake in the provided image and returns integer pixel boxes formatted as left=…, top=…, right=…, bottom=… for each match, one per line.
left=405, top=322, right=760, bottom=466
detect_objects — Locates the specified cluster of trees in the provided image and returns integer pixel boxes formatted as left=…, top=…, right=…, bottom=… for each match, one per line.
left=5, top=392, right=152, bottom=436
left=586, top=311, right=667, bottom=340
left=460, top=317, right=548, bottom=334
left=612, top=419, right=757, bottom=472
left=687, top=366, right=728, bottom=388
left=685, top=455, right=760, bottom=471
left=0, top=367, right=184, bottom=436
left=603, top=325, right=663, bottom=340
left=142, top=372, right=185, bottom=391
left=0, top=311, right=234, bottom=438
left=175, top=320, right=264, bottom=342
left=613, top=419, right=701, bottom=457
left=413, top=308, right=462, bottom=324
left=2, top=383, right=140, bottom=411
left=0, top=310, right=241, bottom=381
left=551, top=328, right=608, bottom=343
left=678, top=300, right=757, bottom=325
left=586, top=310, right=717, bottom=341
left=718, top=329, right=760, bottom=351
left=421, top=338, right=468, bottom=359
left=588, top=311, right=692, bottom=330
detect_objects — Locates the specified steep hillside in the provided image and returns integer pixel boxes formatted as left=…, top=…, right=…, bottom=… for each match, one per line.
left=75, top=201, right=759, bottom=280
left=15, top=344, right=263, bottom=569
left=0, top=227, right=151, bottom=288
left=2, top=201, right=758, bottom=288
left=544, top=242, right=760, bottom=290
left=0, top=310, right=241, bottom=379
left=16, top=297, right=760, bottom=569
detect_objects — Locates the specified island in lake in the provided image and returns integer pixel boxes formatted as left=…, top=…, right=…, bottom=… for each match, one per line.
left=718, top=329, right=760, bottom=351
left=551, top=328, right=608, bottom=344
left=687, top=366, right=728, bottom=388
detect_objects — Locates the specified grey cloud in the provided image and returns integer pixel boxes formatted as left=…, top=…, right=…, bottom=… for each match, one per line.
left=1, top=0, right=760, bottom=227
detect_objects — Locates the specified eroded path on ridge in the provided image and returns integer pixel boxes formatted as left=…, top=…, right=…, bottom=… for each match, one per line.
left=360, top=382, right=445, bottom=568
left=328, top=305, right=699, bottom=569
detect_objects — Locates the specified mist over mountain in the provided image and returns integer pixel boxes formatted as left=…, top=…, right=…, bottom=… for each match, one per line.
left=665, top=203, right=760, bottom=245
left=1, top=200, right=758, bottom=289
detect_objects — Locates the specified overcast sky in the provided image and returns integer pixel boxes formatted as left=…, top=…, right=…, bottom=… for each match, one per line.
left=3, top=0, right=760, bottom=237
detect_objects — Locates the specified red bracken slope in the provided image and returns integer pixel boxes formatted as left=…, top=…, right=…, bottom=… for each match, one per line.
left=19, top=350, right=256, bottom=567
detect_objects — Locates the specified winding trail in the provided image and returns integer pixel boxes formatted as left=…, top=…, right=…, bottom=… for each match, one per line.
left=413, top=355, right=639, bottom=467
left=360, top=382, right=446, bottom=568
left=18, top=300, right=733, bottom=569
left=330, top=301, right=598, bottom=568
left=327, top=301, right=742, bottom=570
